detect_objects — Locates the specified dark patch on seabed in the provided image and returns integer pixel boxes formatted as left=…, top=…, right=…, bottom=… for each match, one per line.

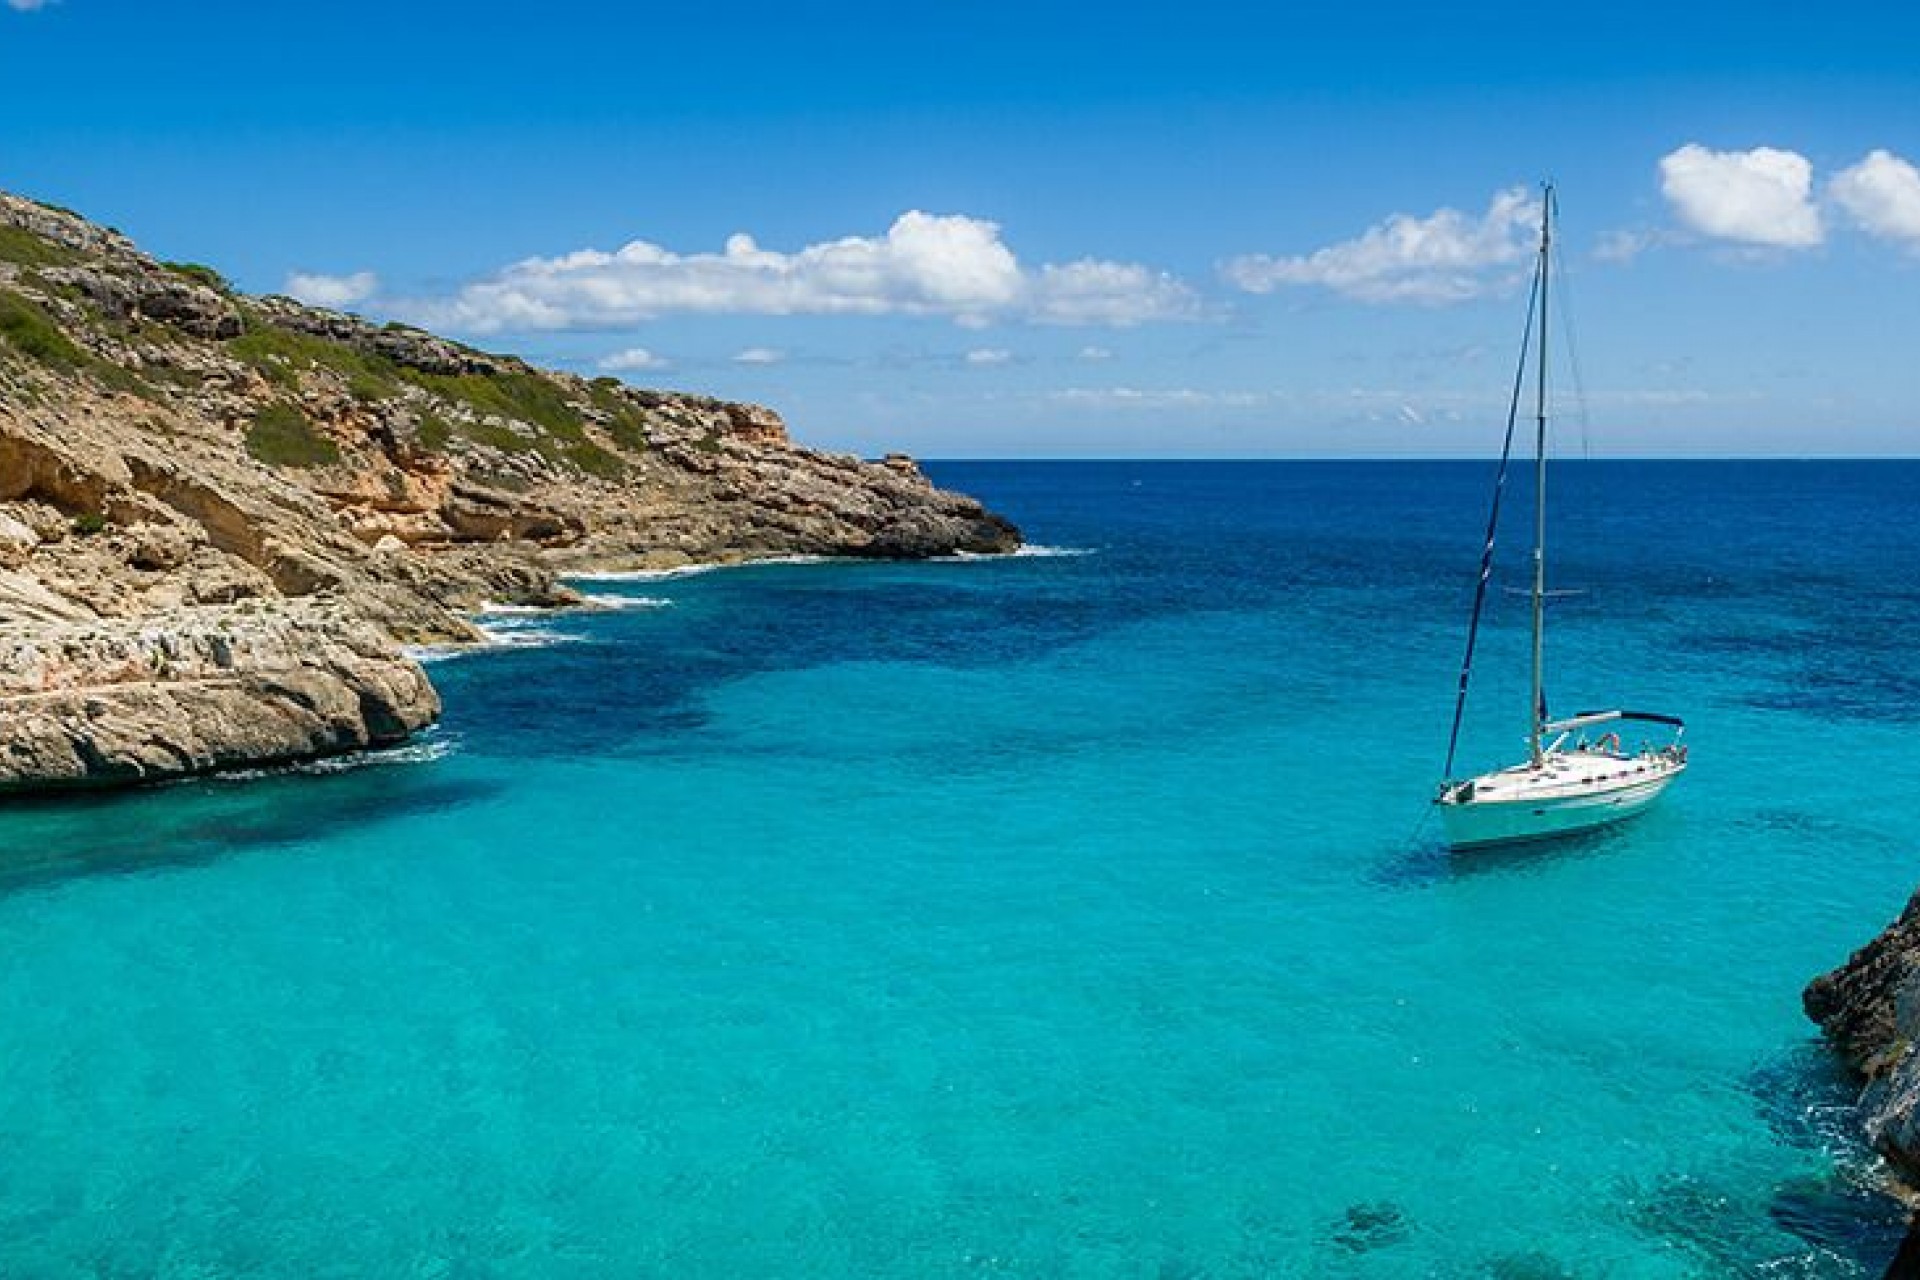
left=445, top=561, right=1163, bottom=762
left=1479, top=1251, right=1578, bottom=1279
left=0, top=759, right=498, bottom=896
left=1324, top=1200, right=1411, bottom=1253
left=1734, top=807, right=1905, bottom=855
left=1370, top=821, right=1633, bottom=890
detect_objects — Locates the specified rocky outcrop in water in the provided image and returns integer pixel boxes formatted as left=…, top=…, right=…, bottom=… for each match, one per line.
left=0, top=604, right=438, bottom=790
left=1807, top=893, right=1920, bottom=1188
left=0, top=191, right=1020, bottom=788
left=1805, top=892, right=1920, bottom=1275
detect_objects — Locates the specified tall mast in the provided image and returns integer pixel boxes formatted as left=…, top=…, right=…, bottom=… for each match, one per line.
left=1528, top=185, right=1553, bottom=766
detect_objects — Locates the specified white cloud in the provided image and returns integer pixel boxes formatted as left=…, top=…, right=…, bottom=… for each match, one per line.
left=1051, top=387, right=1271, bottom=410
left=283, top=270, right=379, bottom=309
left=1831, top=149, right=1920, bottom=247
left=1030, top=259, right=1196, bottom=325
left=400, top=211, right=1198, bottom=333
left=732, top=347, right=785, bottom=365
left=1222, top=188, right=1541, bottom=304
left=1078, top=345, right=1113, bottom=361
left=964, top=347, right=1012, bottom=366
left=599, top=346, right=669, bottom=372
left=1657, top=144, right=1822, bottom=248
left=6, top=0, right=56, bottom=11
left=1594, top=228, right=1662, bottom=264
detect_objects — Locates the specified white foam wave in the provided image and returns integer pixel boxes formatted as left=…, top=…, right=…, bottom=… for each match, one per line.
left=936, top=544, right=1095, bottom=562
left=578, top=593, right=672, bottom=611
left=570, top=547, right=1087, bottom=579
left=405, top=643, right=465, bottom=665
left=474, top=620, right=583, bottom=650
left=567, top=554, right=835, bottom=583
left=218, top=735, right=457, bottom=782
left=408, top=622, right=582, bottom=661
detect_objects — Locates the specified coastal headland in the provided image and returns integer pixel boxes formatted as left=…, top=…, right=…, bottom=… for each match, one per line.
left=0, top=192, right=1019, bottom=790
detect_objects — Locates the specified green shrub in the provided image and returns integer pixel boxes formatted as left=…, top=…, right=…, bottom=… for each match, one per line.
left=401, top=368, right=582, bottom=437
left=563, top=440, right=627, bottom=480
left=245, top=402, right=341, bottom=468
left=228, top=322, right=401, bottom=401
left=586, top=379, right=651, bottom=452
left=0, top=225, right=80, bottom=268
left=0, top=290, right=181, bottom=400
left=162, top=261, right=231, bottom=292
left=70, top=512, right=107, bottom=537
left=0, top=289, right=88, bottom=371
left=414, top=414, right=454, bottom=452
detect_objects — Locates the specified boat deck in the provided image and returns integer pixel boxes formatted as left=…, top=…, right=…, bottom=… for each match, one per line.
left=1449, top=748, right=1684, bottom=806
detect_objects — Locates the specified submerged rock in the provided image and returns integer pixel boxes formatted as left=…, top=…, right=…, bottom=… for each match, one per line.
left=1326, top=1201, right=1410, bottom=1253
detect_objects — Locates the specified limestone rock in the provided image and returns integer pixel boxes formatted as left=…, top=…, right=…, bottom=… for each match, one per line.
left=0, top=603, right=438, bottom=791
left=1806, top=891, right=1920, bottom=1200
left=0, top=512, right=38, bottom=569
left=0, top=185, right=1022, bottom=791
left=1806, top=890, right=1920, bottom=1077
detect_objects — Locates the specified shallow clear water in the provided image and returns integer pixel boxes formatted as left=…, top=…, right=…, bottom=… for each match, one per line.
left=2, top=461, right=1917, bottom=1276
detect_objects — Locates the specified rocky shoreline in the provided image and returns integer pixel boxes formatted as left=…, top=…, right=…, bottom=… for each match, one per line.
left=1806, top=893, right=1920, bottom=1274
left=0, top=191, right=1020, bottom=790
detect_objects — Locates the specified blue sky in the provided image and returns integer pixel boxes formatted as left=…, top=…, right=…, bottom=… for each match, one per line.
left=4, top=0, right=1918, bottom=456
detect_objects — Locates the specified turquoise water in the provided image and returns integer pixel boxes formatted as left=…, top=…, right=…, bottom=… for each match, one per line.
left=2, top=461, right=1917, bottom=1276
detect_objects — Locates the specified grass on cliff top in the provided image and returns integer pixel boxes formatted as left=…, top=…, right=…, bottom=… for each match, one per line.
left=245, top=402, right=341, bottom=469
left=405, top=369, right=627, bottom=477
left=162, top=261, right=233, bottom=293
left=0, top=287, right=150, bottom=398
left=587, top=377, right=654, bottom=453
left=0, top=288, right=90, bottom=371
left=0, top=224, right=82, bottom=269
left=228, top=321, right=402, bottom=402
left=228, top=314, right=631, bottom=480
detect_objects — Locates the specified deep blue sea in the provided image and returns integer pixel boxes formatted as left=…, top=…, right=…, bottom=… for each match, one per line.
left=3, top=460, right=1919, bottom=1277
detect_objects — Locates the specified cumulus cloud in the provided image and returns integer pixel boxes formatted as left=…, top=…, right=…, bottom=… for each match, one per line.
left=1657, top=144, right=1822, bottom=248
left=732, top=347, right=785, bottom=365
left=1078, top=345, right=1113, bottom=361
left=399, top=212, right=1198, bottom=333
left=1030, top=259, right=1196, bottom=325
left=964, top=347, right=1012, bottom=366
left=1831, top=149, right=1920, bottom=247
left=599, top=346, right=669, bottom=372
left=1222, top=188, right=1541, bottom=304
left=283, top=270, right=379, bottom=309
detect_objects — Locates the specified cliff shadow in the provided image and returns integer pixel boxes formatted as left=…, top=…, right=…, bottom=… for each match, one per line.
left=0, top=746, right=498, bottom=898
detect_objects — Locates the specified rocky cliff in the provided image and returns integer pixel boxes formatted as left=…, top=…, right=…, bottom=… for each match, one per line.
left=1806, top=893, right=1920, bottom=1274
left=1808, top=894, right=1920, bottom=1189
left=0, top=192, right=1020, bottom=788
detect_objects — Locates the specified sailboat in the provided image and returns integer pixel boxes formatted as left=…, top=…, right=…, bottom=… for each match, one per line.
left=1434, top=185, right=1687, bottom=851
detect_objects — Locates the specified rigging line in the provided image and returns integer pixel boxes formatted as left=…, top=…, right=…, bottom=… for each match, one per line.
left=1442, top=253, right=1543, bottom=780
left=1550, top=219, right=1594, bottom=463
left=1402, top=798, right=1437, bottom=851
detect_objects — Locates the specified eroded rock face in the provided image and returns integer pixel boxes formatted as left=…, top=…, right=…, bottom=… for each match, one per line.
left=0, top=188, right=1022, bottom=789
left=0, top=604, right=438, bottom=791
left=1807, top=892, right=1920, bottom=1078
left=1807, top=892, right=1920, bottom=1201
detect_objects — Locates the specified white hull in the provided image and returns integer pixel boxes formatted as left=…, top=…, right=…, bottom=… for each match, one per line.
left=1437, top=750, right=1684, bottom=851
